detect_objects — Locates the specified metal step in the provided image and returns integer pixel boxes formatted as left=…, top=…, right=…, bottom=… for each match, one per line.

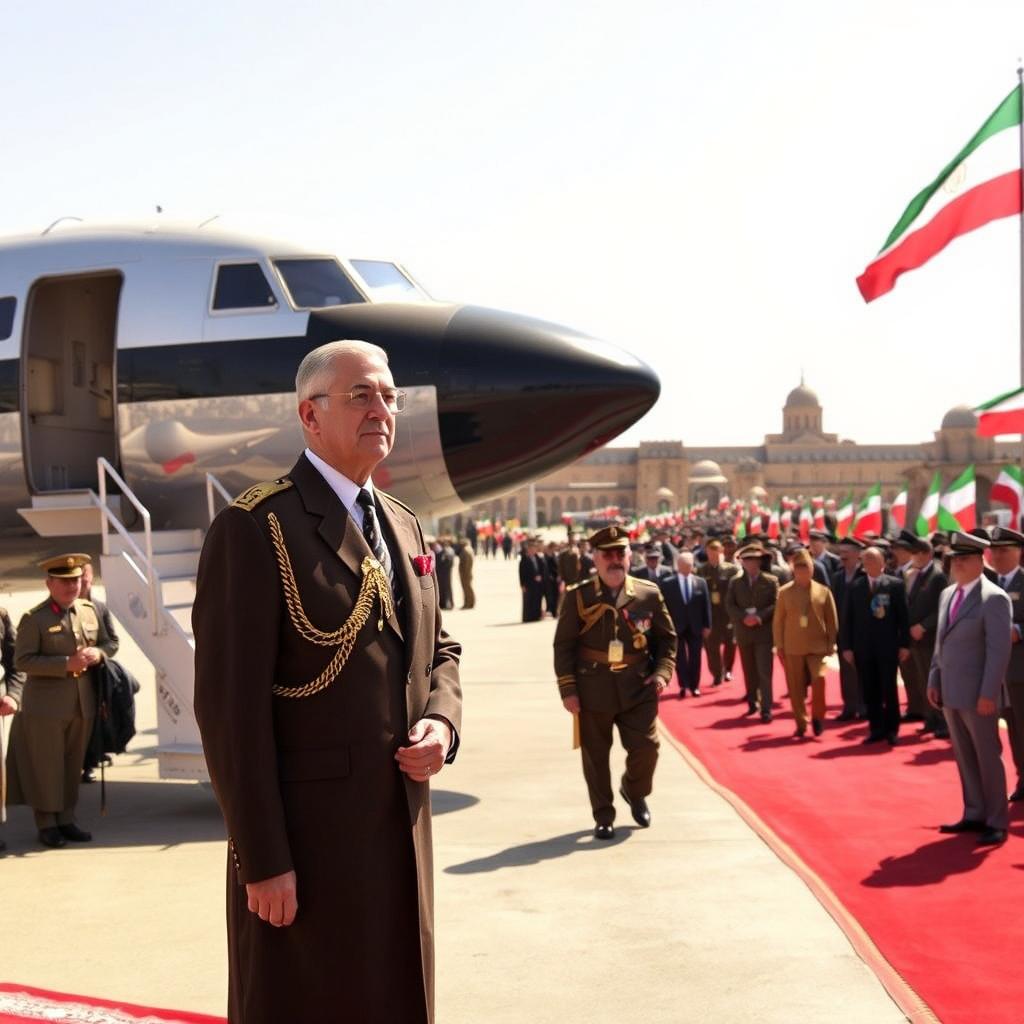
left=166, top=605, right=195, bottom=639
left=17, top=489, right=121, bottom=537
left=160, top=574, right=198, bottom=606
left=107, top=528, right=204, bottom=555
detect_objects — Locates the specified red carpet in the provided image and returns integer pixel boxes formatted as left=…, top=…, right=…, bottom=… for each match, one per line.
left=657, top=663, right=1023, bottom=1024
left=0, top=984, right=224, bottom=1023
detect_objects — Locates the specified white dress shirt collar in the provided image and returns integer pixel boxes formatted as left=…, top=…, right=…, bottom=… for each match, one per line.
left=304, top=448, right=375, bottom=527
left=954, top=575, right=981, bottom=599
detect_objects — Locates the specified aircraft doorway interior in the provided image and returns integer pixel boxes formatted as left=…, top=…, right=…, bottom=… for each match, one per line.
left=22, top=272, right=121, bottom=492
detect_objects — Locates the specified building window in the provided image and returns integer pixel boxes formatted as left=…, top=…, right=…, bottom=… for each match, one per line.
left=551, top=497, right=563, bottom=521
left=582, top=496, right=593, bottom=512
left=567, top=497, right=578, bottom=512
left=0, top=297, right=15, bottom=340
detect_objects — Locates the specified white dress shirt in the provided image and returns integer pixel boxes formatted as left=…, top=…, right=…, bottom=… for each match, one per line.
left=304, top=447, right=376, bottom=531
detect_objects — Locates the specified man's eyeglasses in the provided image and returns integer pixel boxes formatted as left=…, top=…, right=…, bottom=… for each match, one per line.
left=312, top=389, right=407, bottom=413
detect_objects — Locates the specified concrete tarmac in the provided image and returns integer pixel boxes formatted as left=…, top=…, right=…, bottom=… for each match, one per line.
left=0, top=554, right=907, bottom=1022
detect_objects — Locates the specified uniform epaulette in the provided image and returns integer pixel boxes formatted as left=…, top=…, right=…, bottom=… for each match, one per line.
left=566, top=576, right=597, bottom=593
left=376, top=489, right=415, bottom=517
left=231, top=478, right=293, bottom=512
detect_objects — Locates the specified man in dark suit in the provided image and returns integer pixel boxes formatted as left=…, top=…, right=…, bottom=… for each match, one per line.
left=519, top=537, right=547, bottom=622
left=830, top=536, right=866, bottom=721
left=193, top=340, right=462, bottom=1024
left=544, top=542, right=560, bottom=616
left=988, top=526, right=1024, bottom=801
left=630, top=545, right=673, bottom=584
left=661, top=552, right=712, bottom=697
left=809, top=530, right=841, bottom=579
left=432, top=538, right=455, bottom=611
left=902, top=534, right=949, bottom=738
left=839, top=545, right=910, bottom=745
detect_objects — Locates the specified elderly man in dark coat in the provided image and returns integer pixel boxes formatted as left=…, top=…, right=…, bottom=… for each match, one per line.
left=193, top=339, right=462, bottom=1024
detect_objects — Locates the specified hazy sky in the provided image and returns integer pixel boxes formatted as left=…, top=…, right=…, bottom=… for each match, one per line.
left=4, top=0, right=1024, bottom=447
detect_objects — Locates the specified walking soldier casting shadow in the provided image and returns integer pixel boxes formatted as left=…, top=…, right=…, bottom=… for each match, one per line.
left=193, top=340, right=462, bottom=1024
left=554, top=527, right=676, bottom=839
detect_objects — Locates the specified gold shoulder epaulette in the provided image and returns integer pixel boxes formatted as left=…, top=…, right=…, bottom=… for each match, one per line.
left=376, top=489, right=415, bottom=517
left=231, top=478, right=293, bottom=512
left=566, top=576, right=597, bottom=593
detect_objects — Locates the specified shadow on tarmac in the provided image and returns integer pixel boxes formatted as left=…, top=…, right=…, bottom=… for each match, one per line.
left=444, top=827, right=635, bottom=874
left=431, top=789, right=480, bottom=816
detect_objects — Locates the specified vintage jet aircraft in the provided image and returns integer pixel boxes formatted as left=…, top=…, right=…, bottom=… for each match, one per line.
left=0, top=221, right=660, bottom=530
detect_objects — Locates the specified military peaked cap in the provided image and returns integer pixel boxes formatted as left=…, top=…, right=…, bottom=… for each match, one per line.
left=948, top=531, right=990, bottom=555
left=892, top=529, right=924, bottom=552
left=589, top=525, right=630, bottom=550
left=39, top=552, right=91, bottom=578
left=737, top=543, right=767, bottom=559
left=990, top=525, right=1024, bottom=547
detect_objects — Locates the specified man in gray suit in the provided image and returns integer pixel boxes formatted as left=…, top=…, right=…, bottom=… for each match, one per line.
left=988, top=525, right=1024, bottom=802
left=928, top=532, right=1013, bottom=846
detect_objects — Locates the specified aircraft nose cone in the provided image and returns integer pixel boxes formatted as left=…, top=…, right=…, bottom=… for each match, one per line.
left=438, top=306, right=660, bottom=504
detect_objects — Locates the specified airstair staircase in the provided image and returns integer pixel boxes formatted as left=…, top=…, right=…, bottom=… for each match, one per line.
left=16, top=459, right=231, bottom=780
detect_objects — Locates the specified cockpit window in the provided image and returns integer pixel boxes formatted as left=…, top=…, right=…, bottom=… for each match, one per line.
left=273, top=259, right=364, bottom=309
left=0, top=297, right=14, bottom=340
left=350, top=260, right=424, bottom=302
left=212, top=263, right=277, bottom=311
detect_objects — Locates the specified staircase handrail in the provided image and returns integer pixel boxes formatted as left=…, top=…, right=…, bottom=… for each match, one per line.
left=96, top=457, right=160, bottom=633
left=205, top=473, right=233, bottom=525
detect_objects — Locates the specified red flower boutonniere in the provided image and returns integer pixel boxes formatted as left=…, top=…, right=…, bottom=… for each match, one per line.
left=412, top=552, right=435, bottom=577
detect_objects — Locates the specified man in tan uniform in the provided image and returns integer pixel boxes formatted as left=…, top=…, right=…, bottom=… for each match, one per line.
left=554, top=526, right=676, bottom=839
left=7, top=553, right=116, bottom=848
left=458, top=537, right=476, bottom=609
left=726, top=543, right=780, bottom=721
left=697, top=538, right=739, bottom=686
left=773, top=550, right=838, bottom=737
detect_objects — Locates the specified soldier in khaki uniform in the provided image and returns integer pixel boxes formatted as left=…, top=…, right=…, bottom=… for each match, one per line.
left=6, top=553, right=117, bottom=848
left=554, top=526, right=676, bottom=839
left=696, top=538, right=739, bottom=686
left=726, top=543, right=780, bottom=721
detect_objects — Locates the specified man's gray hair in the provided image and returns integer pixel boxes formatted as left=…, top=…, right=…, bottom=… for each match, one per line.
left=295, top=340, right=389, bottom=402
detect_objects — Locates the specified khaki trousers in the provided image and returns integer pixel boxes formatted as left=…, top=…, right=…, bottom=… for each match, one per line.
left=738, top=642, right=773, bottom=713
left=704, top=624, right=735, bottom=684
left=783, top=654, right=827, bottom=731
left=578, top=701, right=659, bottom=826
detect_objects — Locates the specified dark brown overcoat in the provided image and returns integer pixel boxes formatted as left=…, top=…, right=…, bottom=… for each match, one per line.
left=192, top=453, right=462, bottom=1024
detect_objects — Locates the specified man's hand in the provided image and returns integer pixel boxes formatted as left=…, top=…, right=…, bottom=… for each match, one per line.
left=977, top=696, right=997, bottom=716
left=246, top=870, right=297, bottom=928
left=643, top=674, right=667, bottom=692
left=927, top=686, right=943, bottom=709
left=396, top=718, right=450, bottom=782
left=0, top=695, right=16, bottom=716
left=702, top=627, right=711, bottom=639
left=842, top=650, right=854, bottom=665
left=910, top=624, right=925, bottom=642
left=66, top=650, right=91, bottom=673
left=898, top=647, right=910, bottom=664
left=562, top=695, right=581, bottom=714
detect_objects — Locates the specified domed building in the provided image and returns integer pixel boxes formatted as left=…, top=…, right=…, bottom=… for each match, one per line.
left=463, top=380, right=1017, bottom=527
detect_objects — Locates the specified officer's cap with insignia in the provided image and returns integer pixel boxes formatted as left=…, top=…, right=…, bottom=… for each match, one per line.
left=643, top=543, right=661, bottom=558
left=808, top=529, right=832, bottom=542
left=589, top=525, right=630, bottom=550
left=948, top=531, right=990, bottom=557
left=837, top=536, right=866, bottom=550
left=990, top=525, right=1024, bottom=548
left=39, top=552, right=91, bottom=579
left=737, top=542, right=767, bottom=560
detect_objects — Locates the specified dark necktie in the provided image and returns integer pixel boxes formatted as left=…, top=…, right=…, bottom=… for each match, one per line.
left=356, top=489, right=394, bottom=593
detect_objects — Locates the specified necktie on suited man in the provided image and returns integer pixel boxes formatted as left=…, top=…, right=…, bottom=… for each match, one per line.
left=356, top=488, right=396, bottom=595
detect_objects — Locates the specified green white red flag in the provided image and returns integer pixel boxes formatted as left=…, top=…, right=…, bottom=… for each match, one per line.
left=799, top=504, right=813, bottom=542
left=835, top=492, right=855, bottom=537
left=938, top=464, right=976, bottom=531
left=975, top=386, right=1024, bottom=436
left=890, top=489, right=908, bottom=530
left=916, top=471, right=942, bottom=535
left=767, top=506, right=780, bottom=539
left=852, top=484, right=883, bottom=538
left=857, top=85, right=1023, bottom=302
left=990, top=464, right=1024, bottom=526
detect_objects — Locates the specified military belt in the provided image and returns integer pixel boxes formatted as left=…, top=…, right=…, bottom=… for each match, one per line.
left=578, top=647, right=645, bottom=670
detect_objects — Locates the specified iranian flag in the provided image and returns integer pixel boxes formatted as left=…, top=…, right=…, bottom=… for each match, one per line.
left=813, top=506, right=826, bottom=531
left=938, top=464, right=976, bottom=531
left=991, top=464, right=1024, bottom=526
left=781, top=508, right=793, bottom=532
left=916, top=471, right=942, bottom=535
left=852, top=484, right=883, bottom=539
left=857, top=84, right=1023, bottom=302
left=767, top=505, right=781, bottom=539
left=734, top=512, right=746, bottom=540
left=749, top=515, right=763, bottom=536
left=835, top=493, right=855, bottom=537
left=890, top=489, right=908, bottom=530
left=975, top=386, right=1024, bottom=436
left=798, top=504, right=813, bottom=542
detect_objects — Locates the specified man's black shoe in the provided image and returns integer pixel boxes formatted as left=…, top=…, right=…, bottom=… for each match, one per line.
left=918, top=722, right=936, bottom=735
left=1009, top=784, right=1024, bottom=802
left=58, top=824, right=92, bottom=842
left=886, top=733, right=898, bottom=747
left=938, top=819, right=986, bottom=834
left=793, top=726, right=806, bottom=738
left=976, top=828, right=1007, bottom=846
left=81, top=769, right=96, bottom=784
left=933, top=726, right=950, bottom=739
left=861, top=733, right=885, bottom=745
left=760, top=712, right=773, bottom=723
left=594, top=824, right=615, bottom=840
left=724, top=672, right=732, bottom=681
left=834, top=711, right=856, bottom=722
left=619, top=786, right=651, bottom=828
left=38, top=828, right=66, bottom=849
left=901, top=712, right=925, bottom=723
left=679, top=689, right=687, bottom=699
left=744, top=704, right=758, bottom=717
left=712, top=679, right=723, bottom=687
left=690, top=688, right=701, bottom=698
left=811, top=718, right=824, bottom=737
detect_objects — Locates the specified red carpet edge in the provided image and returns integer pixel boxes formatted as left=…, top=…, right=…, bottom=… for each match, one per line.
left=658, top=722, right=939, bottom=1024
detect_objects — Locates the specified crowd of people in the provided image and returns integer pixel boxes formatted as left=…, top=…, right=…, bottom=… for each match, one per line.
left=542, top=519, right=1024, bottom=846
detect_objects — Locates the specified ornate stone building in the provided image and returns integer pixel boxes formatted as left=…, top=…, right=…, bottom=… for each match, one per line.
left=465, top=381, right=1020, bottom=527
